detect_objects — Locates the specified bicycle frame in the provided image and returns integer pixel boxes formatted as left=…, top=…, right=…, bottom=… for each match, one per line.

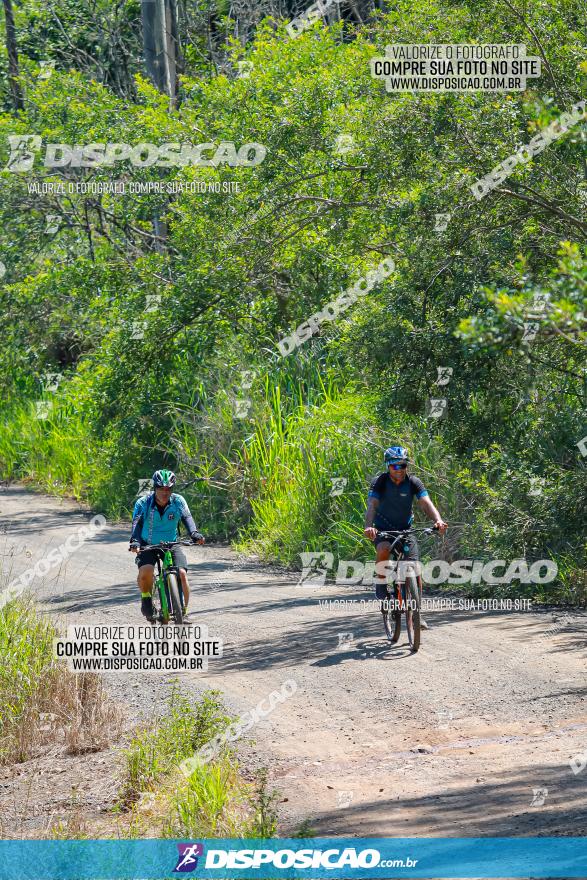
left=140, top=540, right=189, bottom=622
left=154, top=547, right=176, bottom=620
left=377, top=526, right=434, bottom=590
left=377, top=526, right=439, bottom=650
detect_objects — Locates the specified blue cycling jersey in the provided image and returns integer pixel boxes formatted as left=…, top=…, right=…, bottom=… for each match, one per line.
left=368, top=473, right=429, bottom=531
left=131, top=492, right=198, bottom=546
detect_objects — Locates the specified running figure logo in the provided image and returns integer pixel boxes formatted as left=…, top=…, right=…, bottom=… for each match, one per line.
left=173, top=843, right=204, bottom=873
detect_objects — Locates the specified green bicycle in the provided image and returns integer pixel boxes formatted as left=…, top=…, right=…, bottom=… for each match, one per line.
left=139, top=539, right=194, bottom=624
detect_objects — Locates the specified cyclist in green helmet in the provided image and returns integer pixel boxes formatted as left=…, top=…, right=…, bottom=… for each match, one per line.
left=130, top=469, right=205, bottom=620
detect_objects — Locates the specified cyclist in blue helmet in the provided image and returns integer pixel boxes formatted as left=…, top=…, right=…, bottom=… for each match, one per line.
left=364, top=446, right=447, bottom=629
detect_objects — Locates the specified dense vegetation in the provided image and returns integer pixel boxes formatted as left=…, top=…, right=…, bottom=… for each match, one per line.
left=0, top=0, right=585, bottom=602
left=0, top=599, right=120, bottom=765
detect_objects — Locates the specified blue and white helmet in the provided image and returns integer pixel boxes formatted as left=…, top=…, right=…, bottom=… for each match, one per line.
left=384, top=446, right=409, bottom=465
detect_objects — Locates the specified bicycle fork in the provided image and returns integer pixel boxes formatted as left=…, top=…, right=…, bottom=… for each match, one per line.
left=157, top=573, right=169, bottom=620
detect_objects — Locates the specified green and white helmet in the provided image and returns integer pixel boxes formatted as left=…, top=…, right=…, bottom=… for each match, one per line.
left=152, top=469, right=176, bottom=488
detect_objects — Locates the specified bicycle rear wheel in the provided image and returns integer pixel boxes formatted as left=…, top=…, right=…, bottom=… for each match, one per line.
left=166, top=572, right=184, bottom=625
left=405, top=574, right=421, bottom=653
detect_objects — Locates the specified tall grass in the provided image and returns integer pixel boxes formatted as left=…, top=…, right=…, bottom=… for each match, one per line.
left=119, top=688, right=232, bottom=807
left=119, top=688, right=279, bottom=839
left=163, top=758, right=245, bottom=837
left=0, top=598, right=121, bottom=764
left=234, top=377, right=458, bottom=565
left=0, top=364, right=460, bottom=565
left=0, top=397, right=94, bottom=500
left=163, top=761, right=278, bottom=838
left=1, top=357, right=580, bottom=601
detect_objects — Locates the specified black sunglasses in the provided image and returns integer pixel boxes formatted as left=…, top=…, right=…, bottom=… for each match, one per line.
left=388, top=462, right=407, bottom=470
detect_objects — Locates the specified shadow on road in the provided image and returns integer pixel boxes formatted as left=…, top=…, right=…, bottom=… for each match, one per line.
left=307, top=759, right=587, bottom=837
left=42, top=581, right=138, bottom=612
left=202, top=578, right=587, bottom=672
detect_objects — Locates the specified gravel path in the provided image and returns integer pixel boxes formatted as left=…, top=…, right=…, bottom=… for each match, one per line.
left=1, top=485, right=586, bottom=838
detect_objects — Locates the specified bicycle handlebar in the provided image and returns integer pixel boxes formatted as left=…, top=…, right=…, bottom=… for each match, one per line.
left=376, top=525, right=441, bottom=539
left=132, top=539, right=197, bottom=551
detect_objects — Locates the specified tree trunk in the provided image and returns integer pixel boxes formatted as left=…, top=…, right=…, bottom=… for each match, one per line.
left=2, top=0, right=24, bottom=111
left=140, top=0, right=182, bottom=252
left=140, top=0, right=179, bottom=105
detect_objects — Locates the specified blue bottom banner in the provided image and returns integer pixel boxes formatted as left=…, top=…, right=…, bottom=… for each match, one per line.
left=0, top=837, right=586, bottom=879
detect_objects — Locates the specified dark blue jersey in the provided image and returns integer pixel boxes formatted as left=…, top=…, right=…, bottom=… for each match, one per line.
left=368, top=472, right=429, bottom=531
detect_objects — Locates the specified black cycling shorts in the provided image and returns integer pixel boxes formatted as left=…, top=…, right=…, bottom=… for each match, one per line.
left=135, top=544, right=188, bottom=570
left=374, top=533, right=419, bottom=560
left=373, top=534, right=419, bottom=600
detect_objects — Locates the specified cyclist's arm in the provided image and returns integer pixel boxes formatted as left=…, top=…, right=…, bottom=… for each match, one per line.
left=177, top=496, right=203, bottom=541
left=130, top=500, right=145, bottom=545
left=417, top=495, right=447, bottom=530
left=365, top=476, right=385, bottom=539
left=409, top=475, right=447, bottom=531
left=364, top=497, right=379, bottom=529
left=364, top=497, right=380, bottom=540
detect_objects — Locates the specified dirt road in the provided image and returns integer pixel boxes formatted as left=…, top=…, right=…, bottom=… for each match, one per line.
left=1, top=485, right=586, bottom=837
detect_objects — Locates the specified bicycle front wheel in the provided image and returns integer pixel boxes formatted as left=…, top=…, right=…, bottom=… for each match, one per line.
left=154, top=574, right=168, bottom=622
left=382, top=597, right=401, bottom=643
left=166, top=572, right=184, bottom=625
left=405, top=574, right=421, bottom=653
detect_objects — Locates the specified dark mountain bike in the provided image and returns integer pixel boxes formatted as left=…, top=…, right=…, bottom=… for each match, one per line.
left=139, top=539, right=195, bottom=624
left=377, top=526, right=440, bottom=653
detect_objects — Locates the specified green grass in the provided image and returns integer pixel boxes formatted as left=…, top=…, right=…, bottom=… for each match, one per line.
left=0, top=397, right=94, bottom=501
left=119, top=688, right=232, bottom=806
left=163, top=758, right=245, bottom=837
left=118, top=688, right=279, bottom=839
left=234, top=377, right=458, bottom=566
left=163, top=763, right=278, bottom=838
